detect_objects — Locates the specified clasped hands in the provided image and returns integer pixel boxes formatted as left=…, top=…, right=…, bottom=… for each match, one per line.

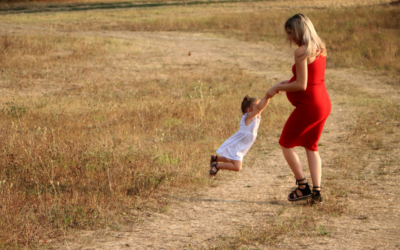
left=266, top=81, right=285, bottom=98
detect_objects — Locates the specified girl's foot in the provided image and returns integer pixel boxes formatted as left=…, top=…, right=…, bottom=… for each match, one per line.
left=209, top=161, right=219, bottom=178
left=209, top=155, right=218, bottom=178
left=210, top=155, right=218, bottom=168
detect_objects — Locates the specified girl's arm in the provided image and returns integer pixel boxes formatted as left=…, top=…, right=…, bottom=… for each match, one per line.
left=245, top=95, right=270, bottom=125
left=268, top=47, right=308, bottom=96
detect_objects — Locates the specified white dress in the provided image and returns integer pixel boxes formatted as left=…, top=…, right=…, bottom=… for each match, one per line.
left=216, top=113, right=261, bottom=161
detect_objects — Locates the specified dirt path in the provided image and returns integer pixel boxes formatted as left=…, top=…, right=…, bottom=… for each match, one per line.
left=35, top=31, right=397, bottom=249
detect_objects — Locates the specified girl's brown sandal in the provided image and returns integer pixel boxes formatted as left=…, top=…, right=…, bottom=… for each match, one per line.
left=209, top=162, right=219, bottom=178
left=209, top=155, right=218, bottom=169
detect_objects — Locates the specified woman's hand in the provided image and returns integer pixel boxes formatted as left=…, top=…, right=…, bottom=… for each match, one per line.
left=267, top=81, right=287, bottom=98
left=267, top=86, right=280, bottom=98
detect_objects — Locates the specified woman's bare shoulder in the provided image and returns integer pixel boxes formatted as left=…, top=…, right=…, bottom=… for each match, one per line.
left=294, top=45, right=306, bottom=57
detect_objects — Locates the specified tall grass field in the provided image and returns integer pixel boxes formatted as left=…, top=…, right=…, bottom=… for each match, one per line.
left=0, top=1, right=399, bottom=248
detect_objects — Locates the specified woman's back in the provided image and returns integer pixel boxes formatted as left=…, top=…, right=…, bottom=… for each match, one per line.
left=289, top=55, right=326, bottom=86
left=307, top=56, right=326, bottom=86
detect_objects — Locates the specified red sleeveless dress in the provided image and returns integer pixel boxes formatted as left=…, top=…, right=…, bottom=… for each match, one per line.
left=279, top=55, right=331, bottom=151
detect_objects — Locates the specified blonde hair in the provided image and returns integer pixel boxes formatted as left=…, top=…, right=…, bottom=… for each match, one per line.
left=285, top=13, right=327, bottom=58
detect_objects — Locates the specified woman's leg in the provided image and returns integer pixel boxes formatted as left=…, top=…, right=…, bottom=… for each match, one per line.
left=282, top=146, right=305, bottom=180
left=305, top=149, right=321, bottom=193
left=281, top=146, right=307, bottom=197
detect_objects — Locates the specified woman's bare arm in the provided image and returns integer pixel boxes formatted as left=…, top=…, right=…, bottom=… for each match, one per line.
left=268, top=47, right=308, bottom=95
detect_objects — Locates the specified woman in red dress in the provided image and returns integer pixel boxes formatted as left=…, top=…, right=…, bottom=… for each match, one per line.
left=267, top=13, right=331, bottom=203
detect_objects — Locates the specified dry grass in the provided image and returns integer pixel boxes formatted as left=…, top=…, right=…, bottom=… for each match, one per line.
left=0, top=33, right=285, bottom=248
left=0, top=0, right=245, bottom=16
left=214, top=207, right=321, bottom=248
left=0, top=2, right=399, bottom=248
left=18, top=3, right=397, bottom=72
left=133, top=5, right=399, bottom=72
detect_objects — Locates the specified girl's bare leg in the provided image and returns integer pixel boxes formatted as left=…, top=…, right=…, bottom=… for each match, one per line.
left=216, top=160, right=242, bottom=171
left=305, top=149, right=321, bottom=193
left=211, top=155, right=231, bottom=163
left=281, top=146, right=307, bottom=197
left=211, top=158, right=242, bottom=173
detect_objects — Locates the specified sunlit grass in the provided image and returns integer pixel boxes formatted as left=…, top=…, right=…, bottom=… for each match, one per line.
left=0, top=33, right=287, bottom=247
left=0, top=1, right=399, bottom=248
left=2, top=4, right=398, bottom=71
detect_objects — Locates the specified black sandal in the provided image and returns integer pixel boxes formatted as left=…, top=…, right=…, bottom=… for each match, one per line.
left=288, top=178, right=312, bottom=201
left=210, top=155, right=218, bottom=169
left=311, top=186, right=322, bottom=204
left=209, top=162, right=219, bottom=178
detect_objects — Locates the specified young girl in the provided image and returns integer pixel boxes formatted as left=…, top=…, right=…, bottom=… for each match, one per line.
left=209, top=94, right=270, bottom=178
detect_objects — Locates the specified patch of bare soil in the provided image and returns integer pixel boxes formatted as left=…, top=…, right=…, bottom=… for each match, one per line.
left=37, top=31, right=398, bottom=249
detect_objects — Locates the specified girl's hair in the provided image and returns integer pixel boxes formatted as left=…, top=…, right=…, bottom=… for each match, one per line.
left=284, top=13, right=327, bottom=59
left=241, top=95, right=257, bottom=114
